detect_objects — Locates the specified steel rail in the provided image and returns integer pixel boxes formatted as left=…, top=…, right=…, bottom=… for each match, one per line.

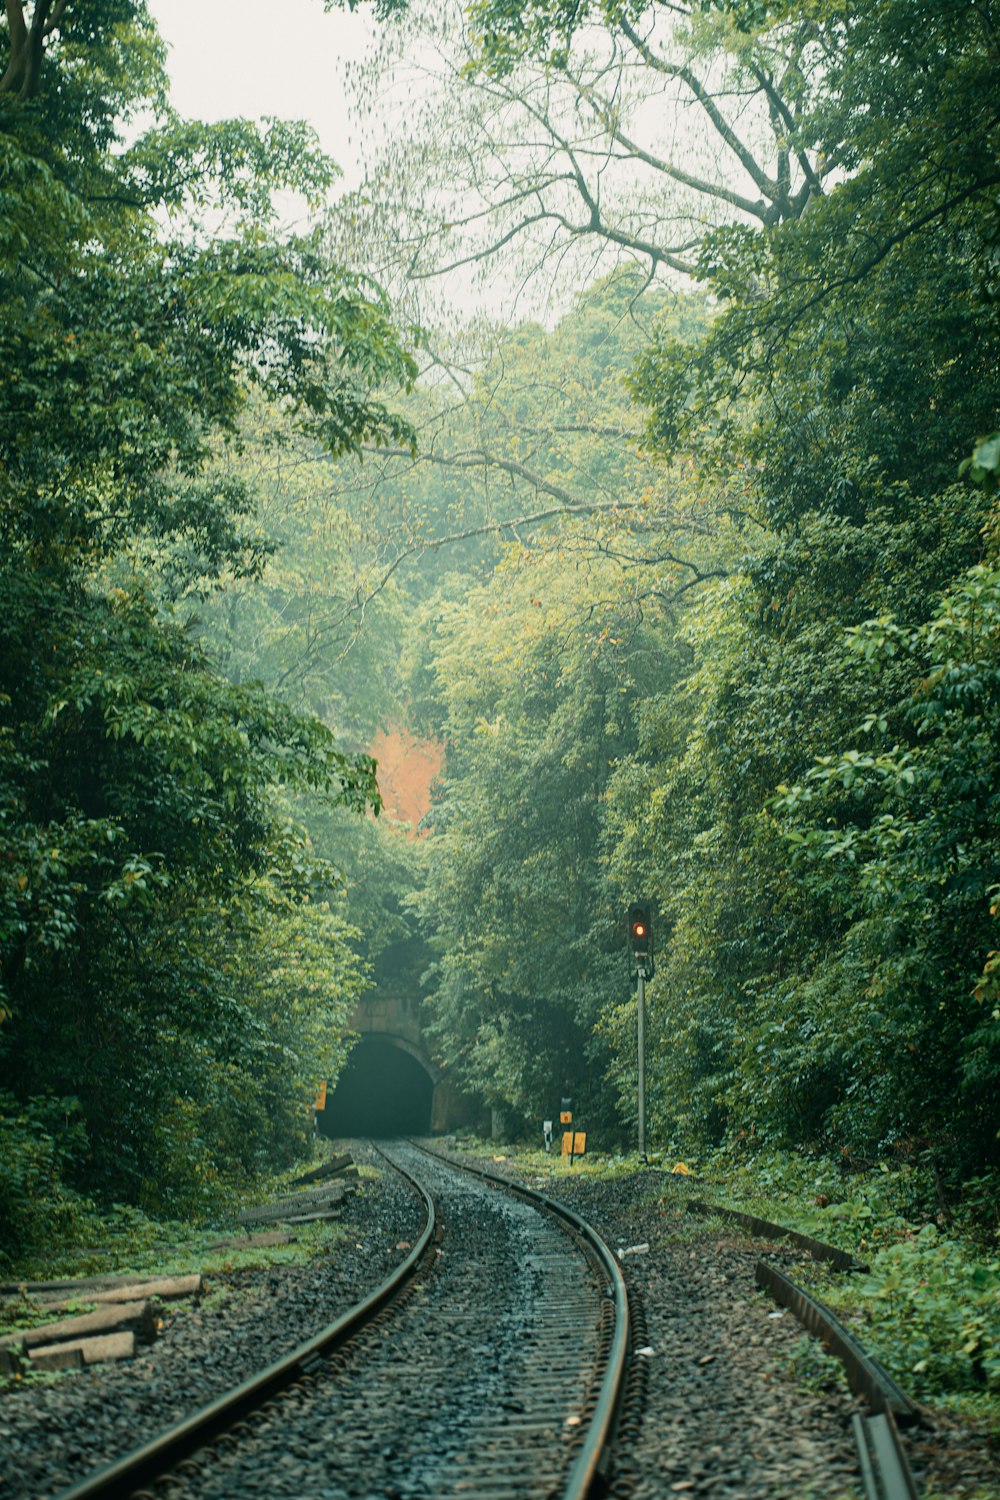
left=409, top=1140, right=630, bottom=1500
left=52, top=1156, right=436, bottom=1500
left=685, top=1198, right=869, bottom=1272
left=757, top=1262, right=923, bottom=1495
left=853, top=1411, right=921, bottom=1500
left=755, top=1261, right=920, bottom=1424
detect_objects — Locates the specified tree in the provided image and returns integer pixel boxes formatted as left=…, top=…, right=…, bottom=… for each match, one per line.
left=408, top=546, right=678, bottom=1130
left=0, top=0, right=415, bottom=1234
left=359, top=282, right=717, bottom=1130
left=337, top=0, right=840, bottom=320
left=601, top=2, right=1000, bottom=1170
left=770, top=567, right=1000, bottom=1167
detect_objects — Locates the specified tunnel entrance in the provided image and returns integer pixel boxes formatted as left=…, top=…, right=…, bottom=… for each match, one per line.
left=320, top=1036, right=434, bottom=1137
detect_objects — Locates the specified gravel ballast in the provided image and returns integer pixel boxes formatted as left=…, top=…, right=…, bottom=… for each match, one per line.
left=463, top=1153, right=1000, bottom=1500
left=2, top=1145, right=998, bottom=1499
left=0, top=1154, right=423, bottom=1500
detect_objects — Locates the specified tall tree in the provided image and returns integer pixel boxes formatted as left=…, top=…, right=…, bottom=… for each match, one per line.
left=605, top=0, right=1000, bottom=1170
left=0, top=0, right=415, bottom=1234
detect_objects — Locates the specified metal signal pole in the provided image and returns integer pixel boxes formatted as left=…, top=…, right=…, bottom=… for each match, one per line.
left=637, top=965, right=647, bottom=1161
left=627, top=904, right=653, bottom=1163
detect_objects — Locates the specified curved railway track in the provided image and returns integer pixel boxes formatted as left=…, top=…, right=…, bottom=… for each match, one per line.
left=52, top=1141, right=630, bottom=1500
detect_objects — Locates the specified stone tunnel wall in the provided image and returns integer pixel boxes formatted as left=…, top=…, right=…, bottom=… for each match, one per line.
left=336, top=994, right=473, bottom=1134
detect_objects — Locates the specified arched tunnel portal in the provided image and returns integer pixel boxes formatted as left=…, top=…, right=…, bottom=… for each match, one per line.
left=320, top=1034, right=435, bottom=1138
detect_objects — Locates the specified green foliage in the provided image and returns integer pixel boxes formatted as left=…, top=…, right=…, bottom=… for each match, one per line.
left=375, top=281, right=714, bottom=1132
left=632, top=3, right=1000, bottom=481
left=785, top=1334, right=849, bottom=1396
left=6, top=0, right=991, bottom=1247
left=0, top=1165, right=350, bottom=1285
left=199, top=273, right=713, bottom=1140
left=962, top=433, right=1000, bottom=495
left=193, top=399, right=410, bottom=737
left=410, top=551, right=650, bottom=1126
left=693, top=1145, right=1000, bottom=1404
left=856, top=1228, right=1000, bottom=1398
left=771, top=565, right=1000, bottom=1162
left=591, top=2, right=1000, bottom=1171
left=0, top=1094, right=98, bottom=1268
left=0, top=1, right=411, bottom=1237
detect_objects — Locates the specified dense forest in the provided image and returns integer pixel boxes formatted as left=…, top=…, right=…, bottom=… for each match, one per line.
left=2, top=0, right=999, bottom=1264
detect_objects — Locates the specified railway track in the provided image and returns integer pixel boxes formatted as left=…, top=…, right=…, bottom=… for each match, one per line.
left=49, top=1141, right=629, bottom=1500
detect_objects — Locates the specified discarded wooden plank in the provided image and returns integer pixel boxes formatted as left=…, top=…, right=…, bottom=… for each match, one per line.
left=29, top=1331, right=135, bottom=1369
left=26, top=1343, right=85, bottom=1372
left=209, top=1231, right=297, bottom=1251
left=92, top=1274, right=198, bottom=1304
left=289, top=1153, right=354, bottom=1186
left=236, top=1204, right=305, bottom=1226
left=37, top=1274, right=202, bottom=1313
left=277, top=1182, right=352, bottom=1208
left=283, top=1211, right=342, bottom=1225
left=0, top=1272, right=152, bottom=1296
left=237, top=1200, right=342, bottom=1226
left=237, top=1181, right=355, bottom=1226
left=253, top=1182, right=347, bottom=1207
left=0, top=1299, right=158, bottom=1353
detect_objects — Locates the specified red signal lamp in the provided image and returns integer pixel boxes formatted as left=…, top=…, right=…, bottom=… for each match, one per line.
left=626, top=903, right=654, bottom=974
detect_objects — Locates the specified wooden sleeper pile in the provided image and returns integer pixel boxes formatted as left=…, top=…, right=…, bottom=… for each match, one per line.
left=237, top=1155, right=359, bottom=1228
left=0, top=1274, right=201, bottom=1373
left=0, top=1155, right=356, bottom=1375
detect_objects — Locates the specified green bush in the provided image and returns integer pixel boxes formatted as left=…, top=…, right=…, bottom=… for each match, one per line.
left=858, top=1226, right=1000, bottom=1398
left=0, top=1094, right=97, bottom=1270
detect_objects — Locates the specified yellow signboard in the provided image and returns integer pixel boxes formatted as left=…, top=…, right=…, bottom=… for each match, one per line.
left=314, top=1079, right=327, bottom=1111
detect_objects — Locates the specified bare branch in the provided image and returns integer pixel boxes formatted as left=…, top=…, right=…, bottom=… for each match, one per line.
left=749, top=62, right=824, bottom=206
left=42, top=0, right=67, bottom=35
left=619, top=16, right=785, bottom=214
left=364, top=443, right=593, bottom=511
left=568, top=71, right=773, bottom=223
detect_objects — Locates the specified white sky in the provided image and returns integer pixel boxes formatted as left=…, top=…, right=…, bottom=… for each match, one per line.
left=147, top=0, right=525, bottom=321
left=148, top=0, right=376, bottom=192
left=144, top=0, right=684, bottom=324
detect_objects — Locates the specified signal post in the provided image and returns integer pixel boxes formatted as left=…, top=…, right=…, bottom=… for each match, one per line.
left=627, top=903, right=654, bottom=1160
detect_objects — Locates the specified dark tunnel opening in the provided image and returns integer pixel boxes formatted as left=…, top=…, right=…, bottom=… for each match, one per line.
left=320, top=1036, right=434, bottom=1137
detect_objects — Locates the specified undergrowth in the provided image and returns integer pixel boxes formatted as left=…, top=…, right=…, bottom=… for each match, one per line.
left=691, top=1147, right=1000, bottom=1415
left=0, top=1135, right=359, bottom=1284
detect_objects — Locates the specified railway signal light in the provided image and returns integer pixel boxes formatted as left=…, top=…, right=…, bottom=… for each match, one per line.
left=626, top=903, right=654, bottom=1160
left=627, top=903, right=653, bottom=975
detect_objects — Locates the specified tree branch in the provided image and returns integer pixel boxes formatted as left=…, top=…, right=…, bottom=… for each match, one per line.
left=752, top=171, right=1000, bottom=359
left=619, top=17, right=784, bottom=211
left=0, top=0, right=61, bottom=98
left=0, top=0, right=29, bottom=94
left=363, top=443, right=589, bottom=511
left=750, top=61, right=824, bottom=206
left=512, top=86, right=699, bottom=272
left=568, top=71, right=773, bottom=223
left=42, top=0, right=67, bottom=35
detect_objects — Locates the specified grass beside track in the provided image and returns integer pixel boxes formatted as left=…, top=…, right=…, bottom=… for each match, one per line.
left=0, top=1145, right=381, bottom=1390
